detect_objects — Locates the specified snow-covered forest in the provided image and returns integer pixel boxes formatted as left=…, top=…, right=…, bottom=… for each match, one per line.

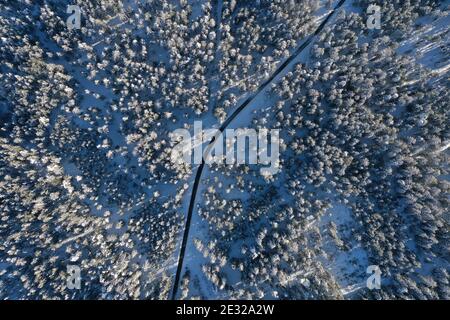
left=0, top=0, right=448, bottom=299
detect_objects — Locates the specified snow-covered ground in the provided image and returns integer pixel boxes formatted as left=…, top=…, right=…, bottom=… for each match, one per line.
left=0, top=0, right=448, bottom=300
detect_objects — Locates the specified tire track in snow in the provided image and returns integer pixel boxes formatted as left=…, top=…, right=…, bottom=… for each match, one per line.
left=171, top=0, right=347, bottom=300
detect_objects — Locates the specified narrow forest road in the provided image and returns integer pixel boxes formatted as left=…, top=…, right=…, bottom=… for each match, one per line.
left=171, top=0, right=348, bottom=300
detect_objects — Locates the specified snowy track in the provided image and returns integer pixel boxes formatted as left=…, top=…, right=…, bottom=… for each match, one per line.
left=171, top=0, right=348, bottom=300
